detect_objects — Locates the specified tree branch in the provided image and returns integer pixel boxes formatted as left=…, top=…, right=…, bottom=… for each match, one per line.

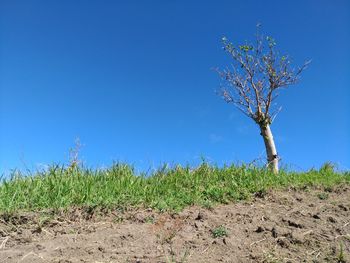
left=218, top=27, right=310, bottom=126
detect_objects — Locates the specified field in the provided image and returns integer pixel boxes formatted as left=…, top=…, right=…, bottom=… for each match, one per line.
left=0, top=163, right=349, bottom=262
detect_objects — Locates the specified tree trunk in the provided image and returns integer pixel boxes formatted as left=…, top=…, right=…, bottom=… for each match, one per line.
left=260, top=124, right=279, bottom=174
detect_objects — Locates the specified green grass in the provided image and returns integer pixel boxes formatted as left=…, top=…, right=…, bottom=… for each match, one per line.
left=0, top=162, right=349, bottom=213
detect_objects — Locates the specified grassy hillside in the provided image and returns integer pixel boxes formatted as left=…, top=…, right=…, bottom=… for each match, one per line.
left=0, top=163, right=349, bottom=213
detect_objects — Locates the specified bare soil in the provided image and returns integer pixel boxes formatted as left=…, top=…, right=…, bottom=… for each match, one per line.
left=1, top=185, right=349, bottom=263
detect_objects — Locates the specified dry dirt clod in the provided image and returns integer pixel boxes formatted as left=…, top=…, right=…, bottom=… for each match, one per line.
left=338, top=204, right=348, bottom=211
left=295, top=196, right=303, bottom=202
left=271, top=227, right=278, bottom=238
left=276, top=237, right=289, bottom=248
left=255, top=226, right=265, bottom=233
left=35, top=244, right=45, bottom=250
left=285, top=219, right=303, bottom=228
left=328, top=216, right=337, bottom=223
left=312, top=213, right=321, bottom=219
left=194, top=211, right=205, bottom=221
left=290, top=232, right=305, bottom=244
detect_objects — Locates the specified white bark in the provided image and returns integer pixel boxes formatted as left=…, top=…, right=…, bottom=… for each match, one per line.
left=260, top=124, right=279, bottom=174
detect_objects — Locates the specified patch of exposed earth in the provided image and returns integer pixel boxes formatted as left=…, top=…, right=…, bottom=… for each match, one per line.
left=1, top=185, right=349, bottom=263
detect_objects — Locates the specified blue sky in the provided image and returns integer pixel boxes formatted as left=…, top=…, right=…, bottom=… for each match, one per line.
left=1, top=0, right=349, bottom=174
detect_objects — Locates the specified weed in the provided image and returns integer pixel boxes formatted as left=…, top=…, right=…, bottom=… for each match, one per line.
left=38, top=214, right=53, bottom=227
left=165, top=231, right=177, bottom=243
left=320, top=162, right=336, bottom=174
left=263, top=250, right=283, bottom=263
left=337, top=243, right=346, bottom=263
left=165, top=245, right=190, bottom=263
left=68, top=138, right=82, bottom=170
left=317, top=192, right=329, bottom=200
left=145, top=216, right=155, bottom=224
left=211, top=225, right=228, bottom=238
left=113, top=216, right=124, bottom=223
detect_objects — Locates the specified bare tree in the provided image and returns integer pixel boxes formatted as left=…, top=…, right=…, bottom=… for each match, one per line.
left=216, top=25, right=310, bottom=173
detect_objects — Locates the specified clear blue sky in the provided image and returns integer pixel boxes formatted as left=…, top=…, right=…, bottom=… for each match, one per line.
left=1, top=0, right=349, bottom=174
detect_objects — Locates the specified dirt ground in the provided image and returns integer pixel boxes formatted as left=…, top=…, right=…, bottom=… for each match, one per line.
left=1, top=185, right=349, bottom=263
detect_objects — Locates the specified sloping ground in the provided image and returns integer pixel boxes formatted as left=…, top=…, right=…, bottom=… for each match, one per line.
left=0, top=185, right=349, bottom=263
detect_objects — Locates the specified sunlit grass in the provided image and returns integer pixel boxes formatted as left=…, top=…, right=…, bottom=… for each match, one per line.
left=0, top=162, right=349, bottom=213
